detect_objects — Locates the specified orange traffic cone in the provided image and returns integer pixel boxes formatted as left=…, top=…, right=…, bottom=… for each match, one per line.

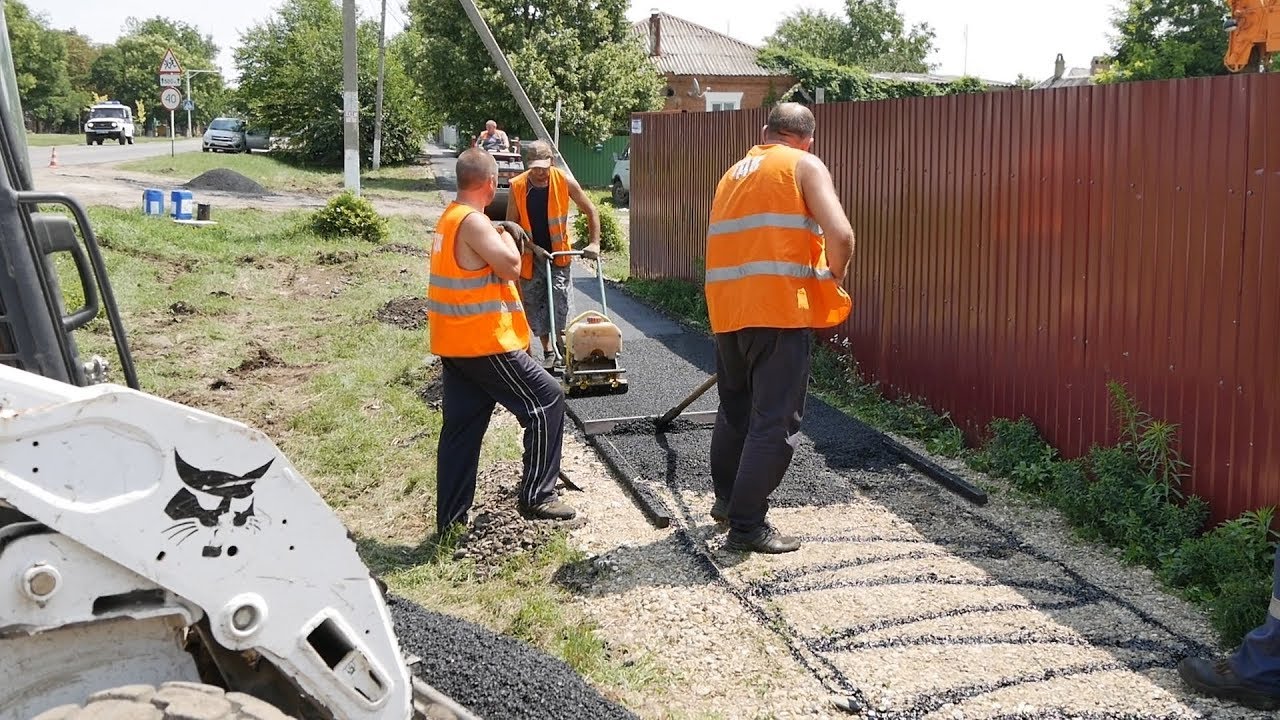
left=48, top=147, right=58, bottom=169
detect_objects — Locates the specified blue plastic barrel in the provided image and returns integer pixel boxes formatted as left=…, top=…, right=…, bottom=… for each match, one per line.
left=143, top=188, right=164, bottom=216
left=170, top=189, right=193, bottom=220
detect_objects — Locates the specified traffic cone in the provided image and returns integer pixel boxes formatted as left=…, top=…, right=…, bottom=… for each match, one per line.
left=48, top=147, right=58, bottom=169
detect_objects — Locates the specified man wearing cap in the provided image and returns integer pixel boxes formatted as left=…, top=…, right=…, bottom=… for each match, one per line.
left=506, top=140, right=602, bottom=367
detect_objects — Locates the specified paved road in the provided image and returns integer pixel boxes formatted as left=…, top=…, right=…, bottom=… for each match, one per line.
left=29, top=138, right=202, bottom=168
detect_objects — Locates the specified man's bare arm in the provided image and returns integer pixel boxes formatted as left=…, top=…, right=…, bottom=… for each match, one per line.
left=798, top=154, right=855, bottom=284
left=458, top=212, right=522, bottom=281
left=567, top=176, right=601, bottom=258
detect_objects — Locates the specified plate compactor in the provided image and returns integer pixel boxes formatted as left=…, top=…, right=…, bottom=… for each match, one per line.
left=532, top=246, right=629, bottom=397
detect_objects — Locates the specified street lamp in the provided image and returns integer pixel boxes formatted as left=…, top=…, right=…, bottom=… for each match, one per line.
left=184, top=69, right=221, bottom=137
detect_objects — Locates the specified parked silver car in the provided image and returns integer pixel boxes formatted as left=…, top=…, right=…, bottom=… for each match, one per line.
left=202, top=117, right=247, bottom=153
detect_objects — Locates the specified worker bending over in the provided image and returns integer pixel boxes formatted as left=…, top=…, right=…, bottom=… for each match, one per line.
left=506, top=140, right=601, bottom=367
left=428, top=148, right=577, bottom=537
left=703, top=102, right=855, bottom=554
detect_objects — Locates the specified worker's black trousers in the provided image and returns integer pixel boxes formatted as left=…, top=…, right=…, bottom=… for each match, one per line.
left=710, top=327, right=812, bottom=533
left=435, top=350, right=565, bottom=534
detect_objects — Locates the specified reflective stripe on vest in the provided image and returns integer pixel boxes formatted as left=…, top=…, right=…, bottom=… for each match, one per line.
left=707, top=213, right=823, bottom=238
left=706, top=261, right=835, bottom=284
left=427, top=202, right=531, bottom=357
left=703, top=144, right=852, bottom=334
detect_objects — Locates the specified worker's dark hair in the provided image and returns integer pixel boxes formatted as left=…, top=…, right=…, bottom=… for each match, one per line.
left=456, top=148, right=497, bottom=191
left=765, top=102, right=816, bottom=140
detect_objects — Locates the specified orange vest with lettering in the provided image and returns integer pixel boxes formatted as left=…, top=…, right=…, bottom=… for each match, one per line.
left=704, top=144, right=852, bottom=334
left=511, top=167, right=572, bottom=279
left=428, top=202, right=531, bottom=357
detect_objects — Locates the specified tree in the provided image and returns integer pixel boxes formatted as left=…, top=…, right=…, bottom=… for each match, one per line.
left=234, top=0, right=427, bottom=166
left=764, top=0, right=936, bottom=74
left=89, top=16, right=227, bottom=134
left=4, top=0, right=80, bottom=132
left=407, top=0, right=664, bottom=145
left=60, top=30, right=99, bottom=92
left=757, top=48, right=983, bottom=103
left=1100, top=0, right=1258, bottom=81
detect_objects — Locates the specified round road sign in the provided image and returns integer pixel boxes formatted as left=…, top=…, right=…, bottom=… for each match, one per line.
left=160, top=87, right=182, bottom=111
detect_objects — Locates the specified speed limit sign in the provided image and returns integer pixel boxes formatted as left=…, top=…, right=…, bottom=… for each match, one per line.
left=160, top=87, right=182, bottom=111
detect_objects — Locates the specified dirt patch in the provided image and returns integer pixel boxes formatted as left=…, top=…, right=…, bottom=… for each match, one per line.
left=376, top=296, right=429, bottom=331
left=232, top=345, right=285, bottom=374
left=317, top=250, right=359, bottom=265
left=183, top=168, right=269, bottom=196
left=454, top=461, right=584, bottom=579
left=378, top=243, right=428, bottom=258
left=169, top=301, right=198, bottom=316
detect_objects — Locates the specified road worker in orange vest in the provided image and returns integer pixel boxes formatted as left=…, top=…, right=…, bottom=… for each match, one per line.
left=428, top=148, right=578, bottom=538
left=704, top=102, right=855, bottom=554
left=506, top=140, right=601, bottom=367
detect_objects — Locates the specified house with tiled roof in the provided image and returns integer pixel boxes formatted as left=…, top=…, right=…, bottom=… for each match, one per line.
left=630, top=12, right=796, bottom=113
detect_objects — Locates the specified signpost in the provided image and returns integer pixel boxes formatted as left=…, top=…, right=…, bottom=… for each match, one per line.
left=158, top=49, right=183, bottom=155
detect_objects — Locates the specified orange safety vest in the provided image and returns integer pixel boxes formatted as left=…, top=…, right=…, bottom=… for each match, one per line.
left=427, top=202, right=531, bottom=357
left=704, top=144, right=852, bottom=334
left=511, top=167, right=572, bottom=280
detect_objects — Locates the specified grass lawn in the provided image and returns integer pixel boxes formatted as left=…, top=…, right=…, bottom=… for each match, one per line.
left=118, top=151, right=441, bottom=200
left=58, top=205, right=654, bottom=699
left=27, top=132, right=167, bottom=147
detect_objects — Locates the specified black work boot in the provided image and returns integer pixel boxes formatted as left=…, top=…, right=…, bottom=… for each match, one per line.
left=1178, top=657, right=1280, bottom=710
left=710, top=496, right=729, bottom=525
left=520, top=499, right=577, bottom=521
left=725, top=523, right=800, bottom=554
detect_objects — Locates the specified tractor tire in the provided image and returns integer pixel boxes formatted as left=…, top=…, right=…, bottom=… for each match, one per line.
left=30, top=681, right=293, bottom=720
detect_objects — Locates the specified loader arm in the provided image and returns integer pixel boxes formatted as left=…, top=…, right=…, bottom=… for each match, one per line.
left=1224, top=0, right=1280, bottom=72
left=0, top=365, right=414, bottom=719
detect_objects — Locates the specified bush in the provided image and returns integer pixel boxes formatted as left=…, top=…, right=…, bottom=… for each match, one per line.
left=311, top=191, right=388, bottom=244
left=573, top=204, right=625, bottom=254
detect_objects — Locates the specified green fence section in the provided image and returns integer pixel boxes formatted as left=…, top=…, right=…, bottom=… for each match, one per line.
left=558, top=135, right=629, bottom=188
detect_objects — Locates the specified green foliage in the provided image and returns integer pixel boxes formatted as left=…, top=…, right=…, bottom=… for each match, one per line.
left=1160, top=508, right=1278, bottom=644
left=311, top=191, right=389, bottom=244
left=4, top=1, right=81, bottom=133
left=407, top=0, right=664, bottom=145
left=1099, top=0, right=1268, bottom=82
left=573, top=204, right=624, bottom=254
left=89, top=17, right=229, bottom=134
left=757, top=48, right=986, bottom=104
left=764, top=0, right=936, bottom=73
left=235, top=0, right=427, bottom=167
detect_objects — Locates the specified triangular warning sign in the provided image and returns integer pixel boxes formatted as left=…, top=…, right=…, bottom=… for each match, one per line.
left=158, top=48, right=183, bottom=74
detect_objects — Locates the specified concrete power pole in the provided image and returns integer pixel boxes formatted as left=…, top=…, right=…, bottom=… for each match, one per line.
left=342, top=0, right=361, bottom=194
left=372, top=0, right=387, bottom=171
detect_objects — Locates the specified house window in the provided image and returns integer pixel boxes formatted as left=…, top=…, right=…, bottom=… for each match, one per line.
left=705, top=91, right=744, bottom=112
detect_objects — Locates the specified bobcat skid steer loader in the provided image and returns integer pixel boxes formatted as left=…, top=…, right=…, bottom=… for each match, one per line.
left=0, top=13, right=478, bottom=720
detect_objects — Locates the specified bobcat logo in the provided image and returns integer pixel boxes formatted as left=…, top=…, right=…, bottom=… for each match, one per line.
left=163, top=451, right=273, bottom=558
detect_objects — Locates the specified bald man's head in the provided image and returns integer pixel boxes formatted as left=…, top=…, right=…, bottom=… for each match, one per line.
left=456, top=148, right=497, bottom=192
left=765, top=102, right=816, bottom=142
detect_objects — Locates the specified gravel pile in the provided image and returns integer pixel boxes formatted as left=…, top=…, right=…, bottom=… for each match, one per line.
left=386, top=594, right=638, bottom=720
left=453, top=462, right=583, bottom=577
left=182, top=168, right=269, bottom=196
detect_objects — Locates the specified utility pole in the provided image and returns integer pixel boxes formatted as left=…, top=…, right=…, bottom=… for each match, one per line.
left=372, top=0, right=387, bottom=171
left=342, top=0, right=361, bottom=194
left=184, top=69, right=220, bottom=137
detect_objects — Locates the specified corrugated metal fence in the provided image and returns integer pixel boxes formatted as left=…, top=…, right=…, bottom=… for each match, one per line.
left=629, top=73, right=1280, bottom=522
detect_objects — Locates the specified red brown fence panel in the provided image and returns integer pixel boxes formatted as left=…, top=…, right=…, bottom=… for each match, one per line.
left=628, top=73, right=1280, bottom=522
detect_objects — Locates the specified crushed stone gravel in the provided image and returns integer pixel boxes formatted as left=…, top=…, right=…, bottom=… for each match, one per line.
left=386, top=594, right=638, bottom=720
left=182, top=168, right=269, bottom=196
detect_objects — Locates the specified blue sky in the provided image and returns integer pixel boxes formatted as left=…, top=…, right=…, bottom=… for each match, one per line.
left=24, top=0, right=1121, bottom=85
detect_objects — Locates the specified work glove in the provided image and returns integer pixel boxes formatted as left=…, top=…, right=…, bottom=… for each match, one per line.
left=494, top=221, right=529, bottom=251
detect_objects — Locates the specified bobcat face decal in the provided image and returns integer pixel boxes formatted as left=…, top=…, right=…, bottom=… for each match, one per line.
left=163, top=451, right=273, bottom=558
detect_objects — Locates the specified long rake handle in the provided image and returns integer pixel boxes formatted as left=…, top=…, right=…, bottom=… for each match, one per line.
left=656, top=374, right=718, bottom=428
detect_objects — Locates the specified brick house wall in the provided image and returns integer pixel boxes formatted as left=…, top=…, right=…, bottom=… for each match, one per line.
left=658, top=74, right=796, bottom=112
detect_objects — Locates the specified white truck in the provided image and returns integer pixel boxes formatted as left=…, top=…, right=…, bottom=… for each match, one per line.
left=610, top=145, right=629, bottom=208
left=83, top=101, right=135, bottom=146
